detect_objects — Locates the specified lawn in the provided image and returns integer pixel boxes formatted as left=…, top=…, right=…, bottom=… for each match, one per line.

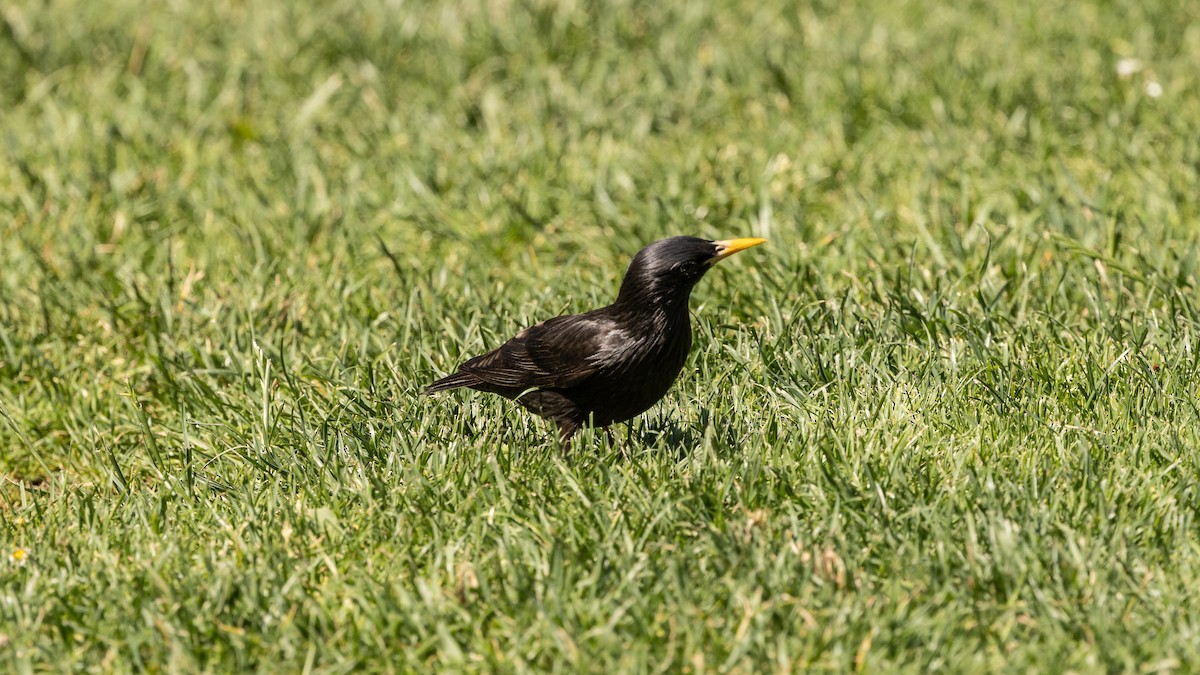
left=3, top=0, right=1200, bottom=671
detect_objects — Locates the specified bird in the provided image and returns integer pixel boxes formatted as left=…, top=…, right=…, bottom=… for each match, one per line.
left=424, top=236, right=767, bottom=442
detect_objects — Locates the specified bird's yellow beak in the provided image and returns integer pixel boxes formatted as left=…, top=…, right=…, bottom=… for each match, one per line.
left=708, top=237, right=767, bottom=265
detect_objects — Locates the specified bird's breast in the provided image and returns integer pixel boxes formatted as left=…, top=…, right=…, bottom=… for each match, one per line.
left=576, top=314, right=692, bottom=426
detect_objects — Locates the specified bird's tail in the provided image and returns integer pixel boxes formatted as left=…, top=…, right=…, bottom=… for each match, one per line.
left=423, top=371, right=480, bottom=394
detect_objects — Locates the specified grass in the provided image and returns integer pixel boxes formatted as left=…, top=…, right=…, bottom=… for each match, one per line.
left=2, top=0, right=1200, bottom=671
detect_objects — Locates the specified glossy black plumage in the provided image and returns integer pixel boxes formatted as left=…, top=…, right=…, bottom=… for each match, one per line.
left=425, top=236, right=766, bottom=442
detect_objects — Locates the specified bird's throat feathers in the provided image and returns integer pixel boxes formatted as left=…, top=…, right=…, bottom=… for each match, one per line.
left=613, top=270, right=697, bottom=318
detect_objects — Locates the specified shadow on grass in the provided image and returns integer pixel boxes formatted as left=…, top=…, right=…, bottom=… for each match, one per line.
left=617, top=409, right=743, bottom=459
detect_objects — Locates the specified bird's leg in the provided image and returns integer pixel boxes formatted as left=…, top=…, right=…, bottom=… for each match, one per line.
left=609, top=425, right=633, bottom=460
left=557, top=422, right=579, bottom=446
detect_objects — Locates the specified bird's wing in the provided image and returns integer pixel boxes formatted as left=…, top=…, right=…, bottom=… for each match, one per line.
left=459, top=314, right=613, bottom=390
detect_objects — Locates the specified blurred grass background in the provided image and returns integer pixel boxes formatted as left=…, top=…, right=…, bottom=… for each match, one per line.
left=2, top=0, right=1200, bottom=671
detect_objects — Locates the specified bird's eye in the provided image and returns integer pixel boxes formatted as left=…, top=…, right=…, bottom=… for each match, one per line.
left=678, top=261, right=699, bottom=277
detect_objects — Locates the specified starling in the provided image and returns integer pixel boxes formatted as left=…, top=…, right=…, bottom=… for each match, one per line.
left=424, top=236, right=767, bottom=442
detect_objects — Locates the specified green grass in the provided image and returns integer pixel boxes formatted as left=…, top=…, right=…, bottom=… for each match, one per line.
left=3, top=0, right=1200, bottom=671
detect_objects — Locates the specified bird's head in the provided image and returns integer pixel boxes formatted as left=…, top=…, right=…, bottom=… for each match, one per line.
left=614, top=236, right=767, bottom=311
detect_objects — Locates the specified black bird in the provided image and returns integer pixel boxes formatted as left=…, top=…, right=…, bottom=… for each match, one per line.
left=424, top=236, right=767, bottom=442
